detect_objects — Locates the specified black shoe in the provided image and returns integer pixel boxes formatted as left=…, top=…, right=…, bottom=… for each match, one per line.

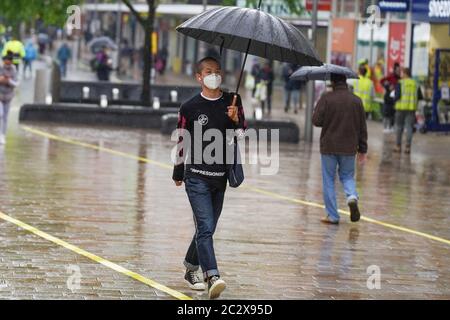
left=208, top=276, right=226, bottom=299
left=184, top=269, right=206, bottom=291
left=348, top=199, right=361, bottom=222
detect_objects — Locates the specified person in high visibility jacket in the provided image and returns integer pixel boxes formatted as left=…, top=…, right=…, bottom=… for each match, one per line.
left=394, top=68, right=421, bottom=154
left=2, top=36, right=25, bottom=70
left=358, top=58, right=372, bottom=79
left=353, top=65, right=374, bottom=118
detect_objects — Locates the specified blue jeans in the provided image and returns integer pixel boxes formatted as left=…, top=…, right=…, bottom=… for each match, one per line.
left=0, top=100, right=11, bottom=135
left=321, top=155, right=358, bottom=222
left=184, top=177, right=225, bottom=280
left=59, top=60, right=69, bottom=78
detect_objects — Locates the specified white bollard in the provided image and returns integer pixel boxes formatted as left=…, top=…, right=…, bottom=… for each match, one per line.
left=100, top=95, right=108, bottom=108
left=83, top=86, right=90, bottom=99
left=45, top=94, right=53, bottom=105
left=112, top=88, right=120, bottom=100
left=153, top=97, right=160, bottom=110
left=255, top=107, right=263, bottom=120
left=170, top=90, right=178, bottom=102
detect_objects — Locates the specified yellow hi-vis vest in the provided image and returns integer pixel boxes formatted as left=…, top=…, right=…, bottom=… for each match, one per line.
left=2, top=40, right=25, bottom=65
left=354, top=77, right=373, bottom=112
left=395, top=78, right=418, bottom=111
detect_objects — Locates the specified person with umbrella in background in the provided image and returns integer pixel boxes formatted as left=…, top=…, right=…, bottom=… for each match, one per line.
left=172, top=56, right=247, bottom=299
left=312, top=73, right=368, bottom=225
left=95, top=46, right=113, bottom=81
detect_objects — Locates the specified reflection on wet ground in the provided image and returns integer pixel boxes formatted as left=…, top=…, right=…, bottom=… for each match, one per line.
left=1, top=94, right=450, bottom=299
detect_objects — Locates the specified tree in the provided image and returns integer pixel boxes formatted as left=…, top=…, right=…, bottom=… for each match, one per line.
left=122, top=0, right=156, bottom=106
left=122, top=0, right=304, bottom=106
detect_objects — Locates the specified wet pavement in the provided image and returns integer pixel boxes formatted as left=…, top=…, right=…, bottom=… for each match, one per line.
left=0, top=62, right=450, bottom=300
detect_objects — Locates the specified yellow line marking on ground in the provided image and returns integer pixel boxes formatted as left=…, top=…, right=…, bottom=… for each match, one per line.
left=22, top=125, right=450, bottom=248
left=242, top=186, right=450, bottom=246
left=23, top=126, right=172, bottom=169
left=0, top=211, right=192, bottom=300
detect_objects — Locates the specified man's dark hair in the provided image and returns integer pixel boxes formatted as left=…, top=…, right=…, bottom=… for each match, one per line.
left=2, top=50, right=14, bottom=61
left=330, top=73, right=347, bottom=84
left=358, top=65, right=367, bottom=76
left=403, top=67, right=411, bottom=77
left=196, top=56, right=220, bottom=74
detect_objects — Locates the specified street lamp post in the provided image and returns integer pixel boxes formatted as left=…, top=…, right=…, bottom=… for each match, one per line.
left=304, top=0, right=318, bottom=143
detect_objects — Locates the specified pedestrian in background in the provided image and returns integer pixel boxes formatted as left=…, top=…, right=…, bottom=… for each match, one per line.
left=312, top=73, right=368, bottom=225
left=57, top=42, right=72, bottom=78
left=393, top=68, right=422, bottom=154
left=0, top=53, right=18, bottom=145
left=95, top=46, right=112, bottom=81
left=380, top=62, right=401, bottom=133
left=23, top=41, right=37, bottom=79
left=352, top=65, right=374, bottom=119
left=2, top=35, right=25, bottom=72
left=259, top=62, right=274, bottom=115
left=282, top=63, right=301, bottom=114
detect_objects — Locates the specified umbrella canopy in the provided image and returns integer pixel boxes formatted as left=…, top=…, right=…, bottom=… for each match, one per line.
left=87, top=36, right=118, bottom=53
left=176, top=6, right=322, bottom=67
left=290, top=64, right=359, bottom=81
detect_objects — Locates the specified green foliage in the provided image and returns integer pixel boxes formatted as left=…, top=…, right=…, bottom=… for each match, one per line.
left=0, top=0, right=83, bottom=28
left=222, top=0, right=305, bottom=15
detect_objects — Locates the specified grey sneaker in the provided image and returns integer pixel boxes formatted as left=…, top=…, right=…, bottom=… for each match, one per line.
left=208, top=276, right=226, bottom=299
left=184, top=270, right=206, bottom=291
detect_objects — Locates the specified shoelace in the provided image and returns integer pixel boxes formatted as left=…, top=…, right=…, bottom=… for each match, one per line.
left=189, top=271, right=201, bottom=284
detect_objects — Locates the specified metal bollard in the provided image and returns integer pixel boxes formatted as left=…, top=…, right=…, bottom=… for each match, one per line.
left=34, top=69, right=49, bottom=103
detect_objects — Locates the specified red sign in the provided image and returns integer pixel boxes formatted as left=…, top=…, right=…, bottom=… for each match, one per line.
left=306, top=0, right=332, bottom=11
left=387, top=22, right=407, bottom=73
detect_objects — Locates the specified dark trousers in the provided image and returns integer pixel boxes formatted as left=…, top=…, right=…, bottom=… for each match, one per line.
left=396, top=110, right=415, bottom=147
left=184, top=177, right=225, bottom=280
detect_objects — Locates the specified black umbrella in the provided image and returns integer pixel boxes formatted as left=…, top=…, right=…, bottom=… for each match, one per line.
left=290, top=64, right=359, bottom=81
left=176, top=1, right=322, bottom=104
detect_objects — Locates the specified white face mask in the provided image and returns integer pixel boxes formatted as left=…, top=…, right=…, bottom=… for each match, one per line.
left=202, top=74, right=222, bottom=90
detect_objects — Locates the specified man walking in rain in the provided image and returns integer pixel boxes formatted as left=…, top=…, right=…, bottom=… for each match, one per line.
left=312, top=73, right=368, bottom=224
left=172, top=57, right=246, bottom=299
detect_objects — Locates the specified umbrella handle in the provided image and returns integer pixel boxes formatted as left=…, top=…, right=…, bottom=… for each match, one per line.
left=231, top=94, right=238, bottom=107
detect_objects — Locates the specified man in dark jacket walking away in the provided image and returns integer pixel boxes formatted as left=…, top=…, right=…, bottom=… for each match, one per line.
left=312, top=73, right=368, bottom=224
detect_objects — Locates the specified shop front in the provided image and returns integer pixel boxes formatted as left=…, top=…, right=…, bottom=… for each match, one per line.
left=411, top=0, right=450, bottom=131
